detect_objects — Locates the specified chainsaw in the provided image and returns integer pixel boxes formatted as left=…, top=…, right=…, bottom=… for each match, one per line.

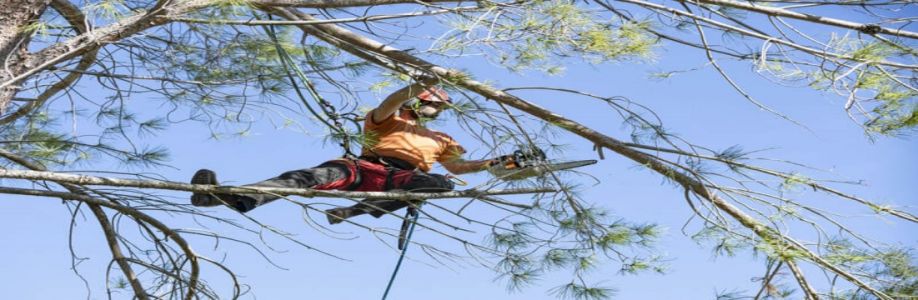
left=487, top=146, right=597, bottom=180
left=397, top=147, right=595, bottom=250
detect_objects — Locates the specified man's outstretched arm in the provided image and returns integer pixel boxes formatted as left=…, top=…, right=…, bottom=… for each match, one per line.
left=440, top=157, right=495, bottom=175
left=371, top=79, right=437, bottom=123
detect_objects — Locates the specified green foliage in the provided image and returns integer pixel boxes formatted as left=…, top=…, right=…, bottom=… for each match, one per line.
left=823, top=239, right=918, bottom=299
left=754, top=235, right=807, bottom=262
left=0, top=109, right=169, bottom=167
left=550, top=282, right=616, bottom=300
left=496, top=253, right=540, bottom=292
left=138, top=118, right=167, bottom=137
left=847, top=42, right=897, bottom=63
left=692, top=226, right=748, bottom=257
left=434, top=1, right=656, bottom=73
left=486, top=200, right=660, bottom=299
left=112, top=277, right=128, bottom=289
left=597, top=221, right=659, bottom=250
left=20, top=21, right=50, bottom=38
left=761, top=36, right=917, bottom=135
left=1, top=113, right=70, bottom=165
left=19, top=130, right=73, bottom=162
left=211, top=0, right=253, bottom=15
left=159, top=25, right=344, bottom=101
left=543, top=249, right=576, bottom=270
left=866, top=91, right=918, bottom=135
left=83, top=0, right=128, bottom=20
left=779, top=173, right=813, bottom=192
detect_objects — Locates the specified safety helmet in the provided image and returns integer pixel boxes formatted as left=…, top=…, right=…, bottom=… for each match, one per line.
left=417, top=87, right=450, bottom=103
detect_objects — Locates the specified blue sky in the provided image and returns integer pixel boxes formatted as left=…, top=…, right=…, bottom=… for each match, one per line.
left=1, top=3, right=916, bottom=300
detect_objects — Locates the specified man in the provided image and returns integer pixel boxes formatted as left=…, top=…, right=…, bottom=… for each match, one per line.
left=190, top=82, right=501, bottom=224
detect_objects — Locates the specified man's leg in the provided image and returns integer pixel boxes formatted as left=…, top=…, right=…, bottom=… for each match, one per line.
left=326, top=171, right=454, bottom=224
left=190, top=169, right=222, bottom=207
left=191, top=161, right=353, bottom=212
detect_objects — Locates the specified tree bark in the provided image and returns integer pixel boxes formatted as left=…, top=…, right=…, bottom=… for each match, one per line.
left=0, top=0, right=50, bottom=114
left=0, top=0, right=98, bottom=126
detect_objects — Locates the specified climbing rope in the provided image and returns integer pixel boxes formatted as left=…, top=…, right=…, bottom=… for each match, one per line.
left=263, top=14, right=423, bottom=298
left=263, top=18, right=359, bottom=158
left=381, top=206, right=420, bottom=300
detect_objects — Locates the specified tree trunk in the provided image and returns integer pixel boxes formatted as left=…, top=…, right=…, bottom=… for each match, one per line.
left=0, top=0, right=49, bottom=114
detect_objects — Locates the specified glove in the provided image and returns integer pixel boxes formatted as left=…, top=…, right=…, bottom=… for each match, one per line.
left=511, top=146, right=546, bottom=167
left=488, top=155, right=517, bottom=169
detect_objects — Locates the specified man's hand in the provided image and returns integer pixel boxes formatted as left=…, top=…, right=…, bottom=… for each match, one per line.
left=487, top=155, right=516, bottom=168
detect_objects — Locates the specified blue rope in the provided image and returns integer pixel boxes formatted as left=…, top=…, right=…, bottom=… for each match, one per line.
left=381, top=211, right=419, bottom=300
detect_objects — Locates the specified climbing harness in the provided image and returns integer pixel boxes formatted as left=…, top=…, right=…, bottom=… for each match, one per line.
left=382, top=205, right=420, bottom=300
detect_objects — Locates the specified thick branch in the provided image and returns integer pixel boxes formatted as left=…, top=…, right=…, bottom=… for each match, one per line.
left=0, top=168, right=556, bottom=200
left=87, top=203, right=149, bottom=300
left=691, top=0, right=918, bottom=39
left=786, top=259, right=820, bottom=300
left=168, top=6, right=466, bottom=26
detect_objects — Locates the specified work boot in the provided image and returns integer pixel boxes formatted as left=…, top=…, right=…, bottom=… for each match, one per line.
left=190, top=169, right=259, bottom=212
left=190, top=169, right=222, bottom=207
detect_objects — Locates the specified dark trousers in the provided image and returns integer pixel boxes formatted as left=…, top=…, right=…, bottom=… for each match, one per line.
left=233, top=160, right=454, bottom=214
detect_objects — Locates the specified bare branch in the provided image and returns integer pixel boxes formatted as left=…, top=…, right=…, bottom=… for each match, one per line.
left=0, top=168, right=557, bottom=200
left=690, top=0, right=918, bottom=39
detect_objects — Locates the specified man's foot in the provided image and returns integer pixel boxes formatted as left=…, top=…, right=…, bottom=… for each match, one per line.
left=325, top=207, right=354, bottom=225
left=191, top=169, right=221, bottom=207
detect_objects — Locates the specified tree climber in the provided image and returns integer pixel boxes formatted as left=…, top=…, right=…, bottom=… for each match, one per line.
left=189, top=81, right=501, bottom=224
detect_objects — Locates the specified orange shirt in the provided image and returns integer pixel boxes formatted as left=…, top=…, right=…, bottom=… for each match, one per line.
left=361, top=109, right=465, bottom=172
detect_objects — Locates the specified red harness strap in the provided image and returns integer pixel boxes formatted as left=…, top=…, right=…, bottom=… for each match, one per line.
left=311, top=159, right=414, bottom=192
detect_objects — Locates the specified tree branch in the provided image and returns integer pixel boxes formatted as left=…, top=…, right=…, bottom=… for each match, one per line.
left=0, top=168, right=557, bottom=200
left=167, top=5, right=472, bottom=26
left=786, top=259, right=820, bottom=300
left=690, top=0, right=918, bottom=39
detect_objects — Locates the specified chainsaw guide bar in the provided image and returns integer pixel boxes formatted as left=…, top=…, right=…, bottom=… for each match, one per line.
left=488, top=159, right=598, bottom=180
